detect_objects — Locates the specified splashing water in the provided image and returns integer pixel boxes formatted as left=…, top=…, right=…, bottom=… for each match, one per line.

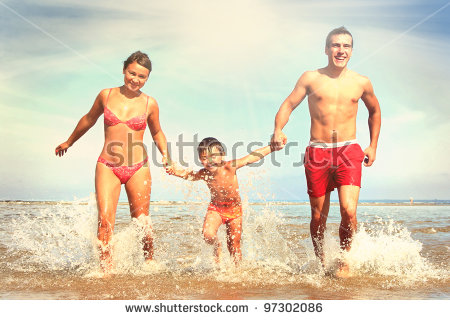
left=4, top=195, right=98, bottom=273
left=1, top=191, right=448, bottom=291
left=344, top=219, right=446, bottom=285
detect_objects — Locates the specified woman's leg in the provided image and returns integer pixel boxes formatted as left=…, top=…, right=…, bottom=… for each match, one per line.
left=124, top=164, right=153, bottom=260
left=95, top=162, right=121, bottom=272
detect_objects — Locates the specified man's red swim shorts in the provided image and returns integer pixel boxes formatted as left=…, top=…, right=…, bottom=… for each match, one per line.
left=304, top=141, right=365, bottom=198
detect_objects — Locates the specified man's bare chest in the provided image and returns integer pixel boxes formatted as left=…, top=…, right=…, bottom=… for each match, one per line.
left=308, top=78, right=363, bottom=104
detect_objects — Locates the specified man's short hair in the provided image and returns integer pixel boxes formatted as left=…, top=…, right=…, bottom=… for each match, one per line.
left=326, top=26, right=353, bottom=48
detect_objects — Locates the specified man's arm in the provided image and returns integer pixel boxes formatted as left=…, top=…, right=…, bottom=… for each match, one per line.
left=361, top=78, right=381, bottom=167
left=271, top=72, right=310, bottom=150
left=232, top=145, right=273, bottom=170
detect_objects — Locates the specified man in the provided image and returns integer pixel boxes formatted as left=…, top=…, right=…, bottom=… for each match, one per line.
left=271, top=27, right=381, bottom=277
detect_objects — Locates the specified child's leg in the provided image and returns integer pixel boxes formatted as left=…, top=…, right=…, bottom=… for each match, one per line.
left=202, top=210, right=223, bottom=262
left=226, top=216, right=243, bottom=263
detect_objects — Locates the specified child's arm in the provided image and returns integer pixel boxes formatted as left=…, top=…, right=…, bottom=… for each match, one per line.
left=166, top=163, right=205, bottom=181
left=232, top=145, right=274, bottom=170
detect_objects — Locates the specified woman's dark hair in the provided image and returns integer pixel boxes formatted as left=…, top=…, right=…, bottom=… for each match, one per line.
left=123, top=51, right=152, bottom=72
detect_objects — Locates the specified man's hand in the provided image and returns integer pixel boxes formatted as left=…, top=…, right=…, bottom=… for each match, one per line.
left=363, top=146, right=377, bottom=167
left=271, top=131, right=287, bottom=151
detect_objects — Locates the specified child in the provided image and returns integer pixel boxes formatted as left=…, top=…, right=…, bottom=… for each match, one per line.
left=166, top=137, right=276, bottom=263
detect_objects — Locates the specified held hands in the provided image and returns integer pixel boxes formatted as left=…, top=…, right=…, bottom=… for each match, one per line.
left=270, top=131, right=287, bottom=151
left=162, top=156, right=171, bottom=168
left=164, top=159, right=175, bottom=175
left=165, top=161, right=191, bottom=178
left=363, top=146, right=376, bottom=167
left=164, top=159, right=179, bottom=176
left=162, top=156, right=177, bottom=175
left=55, top=142, right=70, bottom=157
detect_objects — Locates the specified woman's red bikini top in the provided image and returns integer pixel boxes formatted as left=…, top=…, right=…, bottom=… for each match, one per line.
left=104, top=88, right=148, bottom=131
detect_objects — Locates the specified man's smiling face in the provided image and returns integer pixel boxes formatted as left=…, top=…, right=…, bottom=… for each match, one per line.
left=325, top=34, right=353, bottom=69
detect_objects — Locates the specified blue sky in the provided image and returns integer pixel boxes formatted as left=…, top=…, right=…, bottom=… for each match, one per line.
left=0, top=0, right=449, bottom=201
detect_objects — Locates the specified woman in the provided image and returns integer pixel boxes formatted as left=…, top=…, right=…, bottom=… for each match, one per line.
left=55, top=51, right=170, bottom=272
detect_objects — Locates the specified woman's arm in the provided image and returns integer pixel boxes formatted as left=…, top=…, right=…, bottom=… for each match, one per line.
left=55, top=90, right=106, bottom=157
left=147, top=97, right=171, bottom=166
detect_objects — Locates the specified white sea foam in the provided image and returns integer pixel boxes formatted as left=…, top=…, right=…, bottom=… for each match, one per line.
left=5, top=193, right=98, bottom=272
left=344, top=219, right=444, bottom=282
left=2, top=195, right=447, bottom=287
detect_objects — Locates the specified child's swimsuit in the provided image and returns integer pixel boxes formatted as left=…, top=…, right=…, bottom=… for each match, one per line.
left=98, top=88, right=149, bottom=184
left=304, top=140, right=365, bottom=198
left=207, top=201, right=243, bottom=224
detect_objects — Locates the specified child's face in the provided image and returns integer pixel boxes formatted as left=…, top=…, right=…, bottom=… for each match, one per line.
left=199, top=147, right=223, bottom=172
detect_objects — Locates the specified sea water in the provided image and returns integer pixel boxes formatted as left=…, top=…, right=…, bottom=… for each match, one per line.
left=0, top=197, right=448, bottom=300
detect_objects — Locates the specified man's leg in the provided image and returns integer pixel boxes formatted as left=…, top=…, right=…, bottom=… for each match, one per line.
left=337, top=185, right=360, bottom=251
left=309, top=192, right=331, bottom=265
left=336, top=185, right=360, bottom=277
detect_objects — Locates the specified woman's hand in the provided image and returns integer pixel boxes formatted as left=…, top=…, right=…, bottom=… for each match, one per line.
left=55, top=142, right=70, bottom=157
left=165, top=161, right=187, bottom=178
left=162, top=156, right=172, bottom=168
left=165, top=161, right=175, bottom=175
